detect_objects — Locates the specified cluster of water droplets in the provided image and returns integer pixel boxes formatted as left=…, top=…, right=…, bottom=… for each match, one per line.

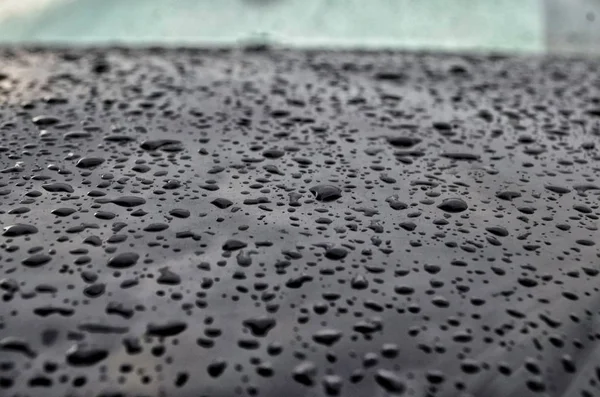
left=0, top=48, right=598, bottom=396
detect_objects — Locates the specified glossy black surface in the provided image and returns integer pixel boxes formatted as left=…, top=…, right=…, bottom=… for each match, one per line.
left=0, top=48, right=600, bottom=397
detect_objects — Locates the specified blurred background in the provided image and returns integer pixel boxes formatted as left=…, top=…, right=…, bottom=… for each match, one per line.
left=0, top=0, right=598, bottom=55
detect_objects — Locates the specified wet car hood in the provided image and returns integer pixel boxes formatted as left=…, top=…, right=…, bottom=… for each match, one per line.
left=0, top=48, right=599, bottom=397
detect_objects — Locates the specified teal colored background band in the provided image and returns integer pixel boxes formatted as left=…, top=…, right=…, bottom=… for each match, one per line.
left=0, top=0, right=597, bottom=54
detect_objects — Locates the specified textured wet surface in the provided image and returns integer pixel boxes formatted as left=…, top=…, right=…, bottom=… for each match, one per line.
left=0, top=48, right=600, bottom=396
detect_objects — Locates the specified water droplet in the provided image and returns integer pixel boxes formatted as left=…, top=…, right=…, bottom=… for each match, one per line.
left=309, top=185, right=342, bottom=202
left=437, top=198, right=468, bottom=213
